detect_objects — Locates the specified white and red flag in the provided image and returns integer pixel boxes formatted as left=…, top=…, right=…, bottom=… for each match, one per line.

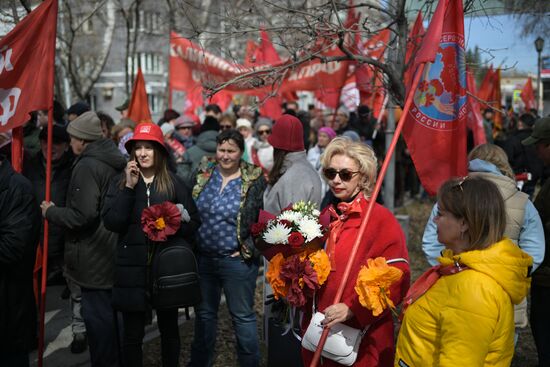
left=0, top=0, right=57, bottom=133
left=401, top=0, right=468, bottom=195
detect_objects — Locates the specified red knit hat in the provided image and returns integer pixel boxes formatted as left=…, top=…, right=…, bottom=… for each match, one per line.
left=268, top=114, right=304, bottom=152
left=125, top=122, right=167, bottom=153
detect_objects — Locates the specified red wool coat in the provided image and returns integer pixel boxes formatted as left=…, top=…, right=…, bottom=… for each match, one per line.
left=302, top=196, right=410, bottom=366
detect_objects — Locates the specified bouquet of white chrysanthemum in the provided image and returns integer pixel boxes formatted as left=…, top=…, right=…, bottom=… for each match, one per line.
left=251, top=201, right=329, bottom=260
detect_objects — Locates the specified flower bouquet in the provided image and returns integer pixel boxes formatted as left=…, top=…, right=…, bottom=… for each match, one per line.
left=354, top=257, right=404, bottom=316
left=252, top=201, right=332, bottom=308
left=251, top=201, right=330, bottom=260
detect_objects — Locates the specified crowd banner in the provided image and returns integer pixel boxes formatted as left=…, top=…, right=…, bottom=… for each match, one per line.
left=128, top=68, right=153, bottom=124
left=521, top=77, right=535, bottom=112
left=169, top=32, right=352, bottom=114
left=401, top=0, right=468, bottom=196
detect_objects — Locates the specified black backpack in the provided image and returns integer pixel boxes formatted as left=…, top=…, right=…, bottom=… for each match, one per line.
left=150, top=244, right=201, bottom=309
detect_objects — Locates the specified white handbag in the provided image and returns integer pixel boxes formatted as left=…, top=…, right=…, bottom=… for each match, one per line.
left=301, top=258, right=408, bottom=365
left=301, top=311, right=366, bottom=366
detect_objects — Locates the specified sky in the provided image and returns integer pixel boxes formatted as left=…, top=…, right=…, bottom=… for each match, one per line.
left=462, top=15, right=549, bottom=75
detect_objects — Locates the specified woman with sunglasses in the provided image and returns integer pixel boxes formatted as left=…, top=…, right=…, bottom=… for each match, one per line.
left=251, top=118, right=274, bottom=174
left=301, top=137, right=410, bottom=367
left=396, top=176, right=532, bottom=367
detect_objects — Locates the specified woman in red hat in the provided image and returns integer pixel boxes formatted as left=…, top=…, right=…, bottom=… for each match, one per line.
left=103, top=122, right=201, bottom=367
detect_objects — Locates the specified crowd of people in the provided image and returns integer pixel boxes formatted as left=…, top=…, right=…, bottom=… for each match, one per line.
left=0, top=98, right=548, bottom=367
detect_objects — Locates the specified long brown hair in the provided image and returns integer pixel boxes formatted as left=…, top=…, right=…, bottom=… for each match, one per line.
left=438, top=176, right=506, bottom=250
left=120, top=142, right=174, bottom=198
left=267, top=148, right=288, bottom=185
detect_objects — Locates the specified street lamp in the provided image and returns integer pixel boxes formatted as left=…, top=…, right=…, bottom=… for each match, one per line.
left=535, top=36, right=544, bottom=116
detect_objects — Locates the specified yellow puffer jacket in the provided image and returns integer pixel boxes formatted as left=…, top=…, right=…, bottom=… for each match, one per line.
left=395, top=238, right=532, bottom=367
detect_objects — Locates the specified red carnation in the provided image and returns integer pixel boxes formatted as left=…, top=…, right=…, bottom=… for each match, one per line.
left=141, top=201, right=181, bottom=242
left=288, top=232, right=304, bottom=248
left=250, top=222, right=267, bottom=237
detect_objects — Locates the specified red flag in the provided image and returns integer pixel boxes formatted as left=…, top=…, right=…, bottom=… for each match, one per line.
left=466, top=71, right=486, bottom=146
left=404, top=11, right=425, bottom=91
left=521, top=77, right=535, bottom=111
left=254, top=30, right=284, bottom=120
left=402, top=0, right=468, bottom=195
left=244, top=40, right=259, bottom=67
left=0, top=0, right=57, bottom=133
left=477, top=66, right=494, bottom=103
left=477, top=67, right=502, bottom=131
left=492, top=68, right=502, bottom=130
left=128, top=68, right=153, bottom=124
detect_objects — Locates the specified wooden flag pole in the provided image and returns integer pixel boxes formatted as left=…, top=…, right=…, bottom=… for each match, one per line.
left=309, top=62, right=426, bottom=367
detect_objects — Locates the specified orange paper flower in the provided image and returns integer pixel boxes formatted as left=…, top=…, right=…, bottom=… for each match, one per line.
left=308, top=250, right=331, bottom=286
left=354, top=257, right=403, bottom=316
left=266, top=253, right=288, bottom=300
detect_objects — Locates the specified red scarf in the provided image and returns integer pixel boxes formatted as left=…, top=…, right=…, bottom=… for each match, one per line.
left=399, top=262, right=469, bottom=321
left=326, top=193, right=364, bottom=270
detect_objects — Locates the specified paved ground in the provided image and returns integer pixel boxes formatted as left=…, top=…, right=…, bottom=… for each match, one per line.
left=29, top=285, right=194, bottom=367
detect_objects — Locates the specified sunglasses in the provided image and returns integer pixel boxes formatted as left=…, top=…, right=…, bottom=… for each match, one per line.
left=322, top=168, right=359, bottom=182
left=220, top=124, right=233, bottom=130
left=177, top=126, right=193, bottom=130
left=258, top=129, right=271, bottom=135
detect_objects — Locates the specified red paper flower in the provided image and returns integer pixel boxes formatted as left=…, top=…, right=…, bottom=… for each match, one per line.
left=141, top=201, right=181, bottom=242
left=288, top=232, right=304, bottom=248
left=250, top=222, right=267, bottom=237
left=280, top=254, right=319, bottom=307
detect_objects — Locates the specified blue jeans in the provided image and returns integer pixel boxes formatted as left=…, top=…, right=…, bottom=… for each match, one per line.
left=189, top=256, right=259, bottom=367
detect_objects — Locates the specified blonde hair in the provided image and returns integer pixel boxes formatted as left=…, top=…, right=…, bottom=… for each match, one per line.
left=468, top=144, right=515, bottom=180
left=320, top=137, right=378, bottom=197
left=438, top=176, right=506, bottom=251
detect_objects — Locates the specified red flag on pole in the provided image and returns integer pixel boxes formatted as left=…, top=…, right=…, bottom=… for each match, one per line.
left=127, top=68, right=153, bottom=124
left=521, top=77, right=535, bottom=112
left=0, top=0, right=57, bottom=133
left=401, top=0, right=468, bottom=195
left=254, top=30, right=284, bottom=120
left=477, top=66, right=494, bottom=103
left=466, top=70, right=487, bottom=146
left=404, top=11, right=425, bottom=91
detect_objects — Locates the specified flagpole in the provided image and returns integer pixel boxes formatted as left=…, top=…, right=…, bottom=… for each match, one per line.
left=37, top=107, right=54, bottom=367
left=309, top=62, right=426, bottom=367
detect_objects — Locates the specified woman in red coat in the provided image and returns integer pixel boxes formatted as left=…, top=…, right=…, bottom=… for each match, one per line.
left=301, top=137, right=410, bottom=366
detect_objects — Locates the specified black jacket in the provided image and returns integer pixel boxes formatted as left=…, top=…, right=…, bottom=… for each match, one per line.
left=103, top=172, right=201, bottom=311
left=45, top=139, right=126, bottom=289
left=503, top=129, right=544, bottom=193
left=0, top=156, right=41, bottom=353
left=23, top=151, right=74, bottom=258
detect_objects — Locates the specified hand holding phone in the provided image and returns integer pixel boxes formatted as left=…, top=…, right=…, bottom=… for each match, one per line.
left=125, top=159, right=140, bottom=189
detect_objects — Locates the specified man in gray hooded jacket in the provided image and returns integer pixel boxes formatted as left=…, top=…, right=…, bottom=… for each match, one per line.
left=41, top=111, right=126, bottom=366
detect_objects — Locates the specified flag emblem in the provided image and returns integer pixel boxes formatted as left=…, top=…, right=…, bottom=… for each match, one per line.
left=410, top=31, right=466, bottom=131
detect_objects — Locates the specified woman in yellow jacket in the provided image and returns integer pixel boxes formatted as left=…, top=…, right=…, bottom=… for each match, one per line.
left=395, top=176, right=532, bottom=367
